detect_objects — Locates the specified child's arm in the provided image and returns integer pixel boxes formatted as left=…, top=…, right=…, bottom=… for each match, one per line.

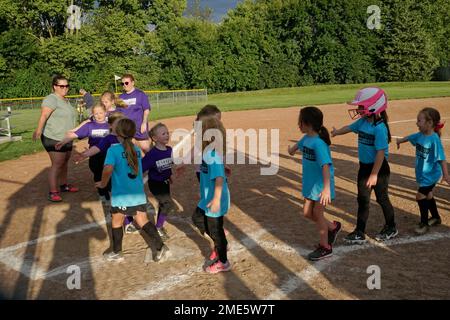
left=207, top=177, right=223, bottom=214
left=396, top=136, right=409, bottom=149
left=70, top=119, right=91, bottom=132
left=331, top=126, right=352, bottom=137
left=440, top=160, right=450, bottom=185
left=73, top=146, right=101, bottom=163
left=95, top=165, right=113, bottom=189
left=366, top=150, right=385, bottom=188
left=55, top=132, right=79, bottom=150
left=288, top=143, right=299, bottom=156
left=320, top=164, right=331, bottom=206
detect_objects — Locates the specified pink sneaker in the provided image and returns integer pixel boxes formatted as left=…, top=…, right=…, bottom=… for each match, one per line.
left=60, top=184, right=79, bottom=192
left=48, top=191, right=62, bottom=202
left=204, top=260, right=232, bottom=274
left=209, top=249, right=218, bottom=261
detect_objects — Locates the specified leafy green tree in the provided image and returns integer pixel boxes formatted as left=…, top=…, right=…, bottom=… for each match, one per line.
left=379, top=0, right=438, bottom=81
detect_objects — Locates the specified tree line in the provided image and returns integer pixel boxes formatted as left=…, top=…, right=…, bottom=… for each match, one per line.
left=0, top=0, right=449, bottom=98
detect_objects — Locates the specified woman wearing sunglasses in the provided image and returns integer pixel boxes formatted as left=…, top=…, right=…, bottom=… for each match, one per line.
left=33, top=75, right=79, bottom=202
left=118, top=74, right=152, bottom=153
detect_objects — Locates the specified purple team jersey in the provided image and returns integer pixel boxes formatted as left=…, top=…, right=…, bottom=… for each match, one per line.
left=142, top=146, right=173, bottom=182
left=74, top=121, right=109, bottom=148
left=119, top=89, right=151, bottom=140
left=97, top=134, right=120, bottom=153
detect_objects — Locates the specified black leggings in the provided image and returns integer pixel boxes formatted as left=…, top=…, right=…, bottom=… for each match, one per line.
left=356, top=159, right=395, bottom=233
left=89, top=153, right=111, bottom=199
left=192, top=207, right=228, bottom=263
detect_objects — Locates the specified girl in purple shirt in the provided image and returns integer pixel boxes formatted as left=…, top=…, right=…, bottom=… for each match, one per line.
left=57, top=104, right=110, bottom=200
left=142, top=123, right=176, bottom=240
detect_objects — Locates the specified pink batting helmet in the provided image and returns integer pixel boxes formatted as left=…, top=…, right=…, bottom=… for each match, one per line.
left=347, top=87, right=388, bottom=119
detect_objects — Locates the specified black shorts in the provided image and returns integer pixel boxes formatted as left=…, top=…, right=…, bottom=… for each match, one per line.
left=418, top=184, right=436, bottom=196
left=148, top=179, right=171, bottom=196
left=110, top=204, right=147, bottom=216
left=148, top=179, right=177, bottom=215
left=41, top=135, right=73, bottom=153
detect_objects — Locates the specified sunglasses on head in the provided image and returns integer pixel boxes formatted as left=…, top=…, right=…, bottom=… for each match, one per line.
left=121, top=81, right=130, bottom=86
left=56, top=84, right=70, bottom=89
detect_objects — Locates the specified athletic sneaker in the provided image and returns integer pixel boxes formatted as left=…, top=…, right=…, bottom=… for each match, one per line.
left=308, top=245, right=333, bottom=261
left=124, top=223, right=139, bottom=234
left=204, top=249, right=219, bottom=267
left=415, top=223, right=429, bottom=235
left=157, top=227, right=170, bottom=241
left=48, top=191, right=62, bottom=202
left=144, top=247, right=153, bottom=264
left=60, top=184, right=79, bottom=192
left=428, top=217, right=442, bottom=227
left=344, top=230, right=367, bottom=245
left=375, top=225, right=398, bottom=241
left=328, top=221, right=342, bottom=245
left=154, top=245, right=170, bottom=262
left=204, top=260, right=232, bottom=274
left=103, top=251, right=124, bottom=262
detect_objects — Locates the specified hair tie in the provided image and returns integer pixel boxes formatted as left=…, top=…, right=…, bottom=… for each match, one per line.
left=435, top=122, right=445, bottom=132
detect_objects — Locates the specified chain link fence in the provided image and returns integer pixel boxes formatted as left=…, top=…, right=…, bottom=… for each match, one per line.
left=0, top=89, right=208, bottom=112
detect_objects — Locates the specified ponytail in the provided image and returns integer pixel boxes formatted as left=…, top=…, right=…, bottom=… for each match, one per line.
left=318, top=126, right=331, bottom=146
left=122, top=137, right=139, bottom=176
left=379, top=111, right=391, bottom=143
left=115, top=118, right=138, bottom=176
left=115, top=97, right=128, bottom=109
left=434, top=122, right=444, bottom=137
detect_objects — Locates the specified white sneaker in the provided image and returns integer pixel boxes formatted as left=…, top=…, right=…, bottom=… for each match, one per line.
left=154, top=245, right=170, bottom=262
left=103, top=251, right=124, bottom=262
left=124, top=223, right=139, bottom=234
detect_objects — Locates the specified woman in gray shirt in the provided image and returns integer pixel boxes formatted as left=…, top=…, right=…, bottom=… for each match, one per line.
left=33, top=75, right=78, bottom=202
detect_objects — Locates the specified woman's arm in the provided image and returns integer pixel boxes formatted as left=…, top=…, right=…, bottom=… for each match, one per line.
left=33, top=107, right=54, bottom=141
left=141, top=109, right=150, bottom=134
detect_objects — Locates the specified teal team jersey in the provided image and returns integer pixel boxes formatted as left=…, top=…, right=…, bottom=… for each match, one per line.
left=408, top=132, right=446, bottom=187
left=297, top=135, right=335, bottom=202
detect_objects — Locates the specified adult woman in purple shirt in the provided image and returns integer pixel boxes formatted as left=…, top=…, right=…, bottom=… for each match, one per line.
left=119, top=74, right=151, bottom=153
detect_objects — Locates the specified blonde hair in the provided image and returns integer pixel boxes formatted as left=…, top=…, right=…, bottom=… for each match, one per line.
left=101, top=91, right=128, bottom=109
left=92, top=104, right=106, bottom=112
left=115, top=118, right=139, bottom=176
left=107, top=111, right=126, bottom=125
left=148, top=122, right=168, bottom=148
left=201, top=117, right=227, bottom=157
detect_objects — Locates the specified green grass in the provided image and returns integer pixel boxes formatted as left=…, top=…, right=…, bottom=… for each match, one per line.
left=1, top=81, right=450, bottom=162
